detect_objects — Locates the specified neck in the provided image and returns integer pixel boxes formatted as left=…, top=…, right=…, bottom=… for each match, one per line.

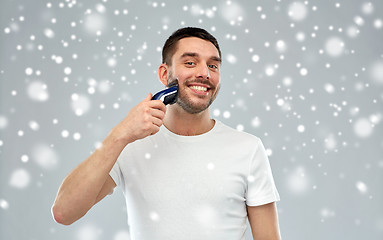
left=163, top=105, right=215, bottom=136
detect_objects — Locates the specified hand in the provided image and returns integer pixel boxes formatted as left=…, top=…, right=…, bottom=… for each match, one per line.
left=112, top=93, right=166, bottom=144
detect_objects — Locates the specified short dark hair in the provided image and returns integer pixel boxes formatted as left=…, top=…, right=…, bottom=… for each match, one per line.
left=162, top=27, right=221, bottom=66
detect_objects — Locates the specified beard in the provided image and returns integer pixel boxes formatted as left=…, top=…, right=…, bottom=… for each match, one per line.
left=168, top=74, right=220, bottom=114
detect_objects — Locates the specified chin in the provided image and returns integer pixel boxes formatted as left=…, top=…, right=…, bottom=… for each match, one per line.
left=176, top=98, right=214, bottom=114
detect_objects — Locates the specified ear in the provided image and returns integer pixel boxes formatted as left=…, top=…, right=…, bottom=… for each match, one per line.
left=158, top=64, right=169, bottom=86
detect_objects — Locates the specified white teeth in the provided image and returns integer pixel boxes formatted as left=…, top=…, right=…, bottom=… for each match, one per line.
left=190, top=86, right=207, bottom=92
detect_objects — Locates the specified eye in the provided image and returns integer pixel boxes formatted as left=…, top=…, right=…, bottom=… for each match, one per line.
left=185, top=61, right=195, bottom=67
left=209, top=64, right=218, bottom=70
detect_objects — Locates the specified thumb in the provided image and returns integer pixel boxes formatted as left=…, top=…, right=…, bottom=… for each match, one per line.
left=143, top=93, right=153, bottom=102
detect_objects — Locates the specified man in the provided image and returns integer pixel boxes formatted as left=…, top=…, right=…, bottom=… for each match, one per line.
left=52, top=27, right=281, bottom=240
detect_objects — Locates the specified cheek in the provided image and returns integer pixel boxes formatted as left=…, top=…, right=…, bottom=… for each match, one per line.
left=177, top=69, right=194, bottom=79
left=211, top=74, right=220, bottom=86
left=171, top=69, right=189, bottom=82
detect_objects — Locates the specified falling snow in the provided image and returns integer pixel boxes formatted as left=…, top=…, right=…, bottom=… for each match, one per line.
left=0, top=199, right=10, bottom=210
left=76, top=224, right=102, bottom=240
left=114, top=231, right=131, bottom=240
left=324, top=37, right=345, bottom=57
left=288, top=2, right=308, bottom=22
left=356, top=181, right=368, bottom=194
left=370, top=60, right=383, bottom=84
left=71, top=93, right=91, bottom=116
left=31, top=144, right=59, bottom=170
left=26, top=81, right=49, bottom=101
left=9, top=169, right=30, bottom=189
left=287, top=167, right=310, bottom=194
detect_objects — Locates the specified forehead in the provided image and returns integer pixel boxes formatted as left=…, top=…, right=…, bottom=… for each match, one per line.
left=173, top=37, right=220, bottom=59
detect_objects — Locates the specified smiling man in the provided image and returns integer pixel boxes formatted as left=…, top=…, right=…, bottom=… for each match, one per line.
left=52, top=27, right=281, bottom=240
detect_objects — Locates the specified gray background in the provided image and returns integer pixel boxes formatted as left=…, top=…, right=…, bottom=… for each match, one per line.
left=1, top=0, right=382, bottom=240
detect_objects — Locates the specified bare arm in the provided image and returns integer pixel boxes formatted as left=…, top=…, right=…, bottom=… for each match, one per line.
left=51, top=135, right=123, bottom=225
left=247, top=202, right=281, bottom=240
left=51, top=94, right=166, bottom=225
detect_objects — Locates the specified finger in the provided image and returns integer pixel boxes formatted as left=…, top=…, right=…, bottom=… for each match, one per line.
left=150, top=108, right=166, bottom=120
left=151, top=117, right=163, bottom=128
left=150, top=125, right=160, bottom=135
left=149, top=100, right=167, bottom=113
left=143, top=93, right=153, bottom=102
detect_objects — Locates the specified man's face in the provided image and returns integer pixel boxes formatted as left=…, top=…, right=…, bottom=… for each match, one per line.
left=168, top=37, right=221, bottom=114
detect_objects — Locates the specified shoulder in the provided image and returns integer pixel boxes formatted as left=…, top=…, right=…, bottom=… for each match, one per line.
left=215, top=121, right=261, bottom=145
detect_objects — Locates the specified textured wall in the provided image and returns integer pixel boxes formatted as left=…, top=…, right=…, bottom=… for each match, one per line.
left=0, top=1, right=382, bottom=240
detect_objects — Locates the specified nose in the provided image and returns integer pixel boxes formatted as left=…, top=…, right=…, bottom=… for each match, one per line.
left=196, top=64, right=210, bottom=80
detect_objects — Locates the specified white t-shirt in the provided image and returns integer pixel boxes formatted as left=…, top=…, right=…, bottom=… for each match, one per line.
left=110, top=120, right=280, bottom=240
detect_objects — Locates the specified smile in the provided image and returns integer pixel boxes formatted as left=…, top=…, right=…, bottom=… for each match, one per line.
left=189, top=85, right=208, bottom=92
left=187, top=83, right=212, bottom=96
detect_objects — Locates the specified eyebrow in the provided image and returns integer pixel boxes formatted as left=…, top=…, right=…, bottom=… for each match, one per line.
left=180, top=52, right=222, bottom=63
